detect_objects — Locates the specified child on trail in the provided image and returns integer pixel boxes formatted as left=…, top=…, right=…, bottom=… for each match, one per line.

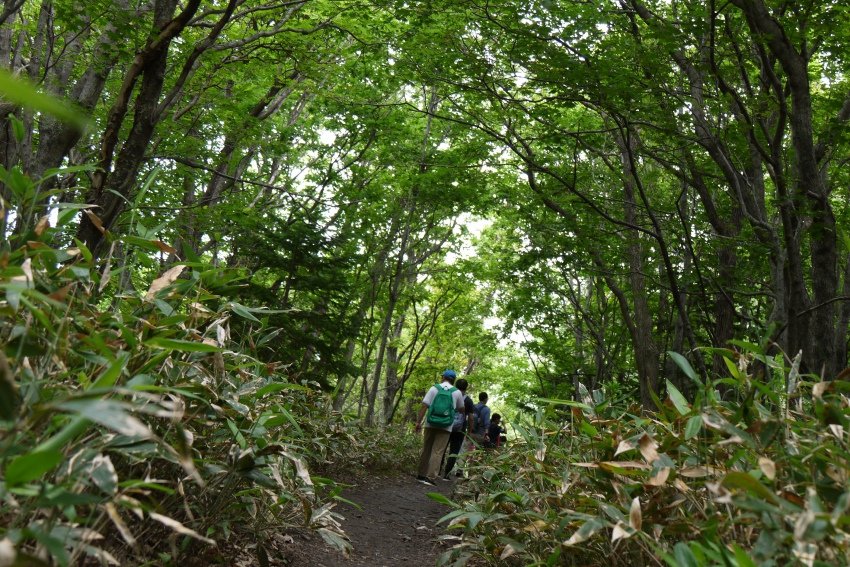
left=486, top=413, right=503, bottom=448
left=414, top=369, right=465, bottom=486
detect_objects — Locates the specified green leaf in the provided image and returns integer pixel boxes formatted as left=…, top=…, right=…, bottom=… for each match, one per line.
left=667, top=351, right=702, bottom=387
left=57, top=399, right=153, bottom=438
left=6, top=450, right=63, bottom=486
left=269, top=407, right=303, bottom=436
left=683, top=415, right=702, bottom=440
left=732, top=544, right=757, bottom=567
left=89, top=454, right=118, bottom=495
left=672, top=542, right=699, bottom=567
left=229, top=301, right=261, bottom=322
left=27, top=525, right=70, bottom=567
left=0, top=68, right=88, bottom=131
left=666, top=380, right=690, bottom=416
left=723, top=356, right=744, bottom=380
left=728, top=339, right=762, bottom=355
left=91, top=351, right=129, bottom=389
left=536, top=397, right=592, bottom=411
left=9, top=114, right=24, bottom=142
left=143, top=337, right=219, bottom=352
left=122, top=234, right=166, bottom=252
left=426, top=492, right=458, bottom=507
left=257, top=328, right=284, bottom=346
left=722, top=471, right=778, bottom=503
left=564, top=518, right=605, bottom=545
left=34, top=415, right=92, bottom=454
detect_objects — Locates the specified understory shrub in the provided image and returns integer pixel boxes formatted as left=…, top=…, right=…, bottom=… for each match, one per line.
left=0, top=194, right=359, bottom=565
left=438, top=349, right=850, bottom=567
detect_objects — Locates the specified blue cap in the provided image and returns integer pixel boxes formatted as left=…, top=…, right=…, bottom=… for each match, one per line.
left=442, top=369, right=457, bottom=379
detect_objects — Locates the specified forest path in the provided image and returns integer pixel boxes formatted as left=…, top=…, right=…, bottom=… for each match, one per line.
left=288, top=473, right=457, bottom=566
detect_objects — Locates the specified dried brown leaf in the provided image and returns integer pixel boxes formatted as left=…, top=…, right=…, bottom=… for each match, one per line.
left=600, top=461, right=651, bottom=470
left=105, top=503, right=136, bottom=548
left=500, top=544, right=518, bottom=560
left=84, top=209, right=106, bottom=234
left=535, top=445, right=547, bottom=462
left=614, top=439, right=636, bottom=457
left=0, top=537, right=16, bottom=566
left=646, top=467, right=671, bottom=486
left=629, top=497, right=642, bottom=531
left=680, top=465, right=724, bottom=478
left=638, top=434, right=659, bottom=464
left=153, top=240, right=178, bottom=255
left=702, top=412, right=727, bottom=429
left=812, top=381, right=830, bottom=399
left=144, top=264, right=186, bottom=301
left=611, top=522, right=632, bottom=542
left=12, top=258, right=33, bottom=288
left=149, top=512, right=215, bottom=545
left=281, top=450, right=313, bottom=487
left=781, top=490, right=805, bottom=507
left=48, top=283, right=73, bottom=302
left=794, top=508, right=815, bottom=542
left=34, top=216, right=49, bottom=236
left=758, top=457, right=776, bottom=481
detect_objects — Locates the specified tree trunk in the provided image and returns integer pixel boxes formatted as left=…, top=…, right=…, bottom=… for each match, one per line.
left=381, top=315, right=405, bottom=423
left=77, top=0, right=204, bottom=257
left=616, top=135, right=659, bottom=408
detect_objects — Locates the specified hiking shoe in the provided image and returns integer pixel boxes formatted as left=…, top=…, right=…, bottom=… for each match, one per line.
left=416, top=476, right=435, bottom=486
left=440, top=475, right=453, bottom=482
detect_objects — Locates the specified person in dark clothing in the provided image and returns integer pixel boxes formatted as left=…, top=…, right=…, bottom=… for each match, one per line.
left=486, top=413, right=503, bottom=448
left=441, top=378, right=474, bottom=479
left=469, top=392, right=491, bottom=447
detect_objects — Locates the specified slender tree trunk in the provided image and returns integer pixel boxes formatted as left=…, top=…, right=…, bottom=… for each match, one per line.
left=381, top=315, right=405, bottom=423
left=593, top=251, right=655, bottom=409
left=616, top=136, right=659, bottom=408
left=364, top=220, right=411, bottom=425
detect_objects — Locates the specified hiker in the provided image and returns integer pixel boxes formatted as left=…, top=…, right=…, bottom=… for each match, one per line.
left=485, top=413, right=502, bottom=448
left=469, top=392, right=491, bottom=447
left=441, top=378, right=475, bottom=479
left=414, top=369, right=465, bottom=485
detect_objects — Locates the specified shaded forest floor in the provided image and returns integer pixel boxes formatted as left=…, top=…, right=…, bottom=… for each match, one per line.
left=286, top=473, right=456, bottom=566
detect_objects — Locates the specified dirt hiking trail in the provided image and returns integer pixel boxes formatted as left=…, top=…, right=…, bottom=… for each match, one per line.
left=289, top=473, right=456, bottom=566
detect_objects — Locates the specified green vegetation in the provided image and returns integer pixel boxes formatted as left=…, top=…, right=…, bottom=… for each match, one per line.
left=0, top=207, right=426, bottom=564
left=440, top=348, right=850, bottom=566
left=3, top=0, right=850, bottom=564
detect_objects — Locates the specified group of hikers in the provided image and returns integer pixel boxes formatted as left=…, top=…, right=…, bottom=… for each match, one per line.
left=414, top=369, right=504, bottom=486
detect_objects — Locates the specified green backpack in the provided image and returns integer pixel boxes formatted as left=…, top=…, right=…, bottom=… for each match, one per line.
left=427, top=383, right=457, bottom=427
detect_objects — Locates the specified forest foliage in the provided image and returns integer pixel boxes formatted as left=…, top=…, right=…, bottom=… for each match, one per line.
left=440, top=347, right=850, bottom=567
left=3, top=0, right=850, bottom=565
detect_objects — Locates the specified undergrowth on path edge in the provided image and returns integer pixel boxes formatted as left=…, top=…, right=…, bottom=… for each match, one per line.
left=436, top=350, right=850, bottom=567
left=0, top=194, right=417, bottom=566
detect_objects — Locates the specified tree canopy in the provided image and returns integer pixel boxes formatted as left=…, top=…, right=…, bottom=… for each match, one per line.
left=3, top=0, right=850, bottom=564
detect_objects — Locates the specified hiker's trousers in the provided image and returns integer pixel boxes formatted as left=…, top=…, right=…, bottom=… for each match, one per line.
left=418, top=427, right=450, bottom=478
